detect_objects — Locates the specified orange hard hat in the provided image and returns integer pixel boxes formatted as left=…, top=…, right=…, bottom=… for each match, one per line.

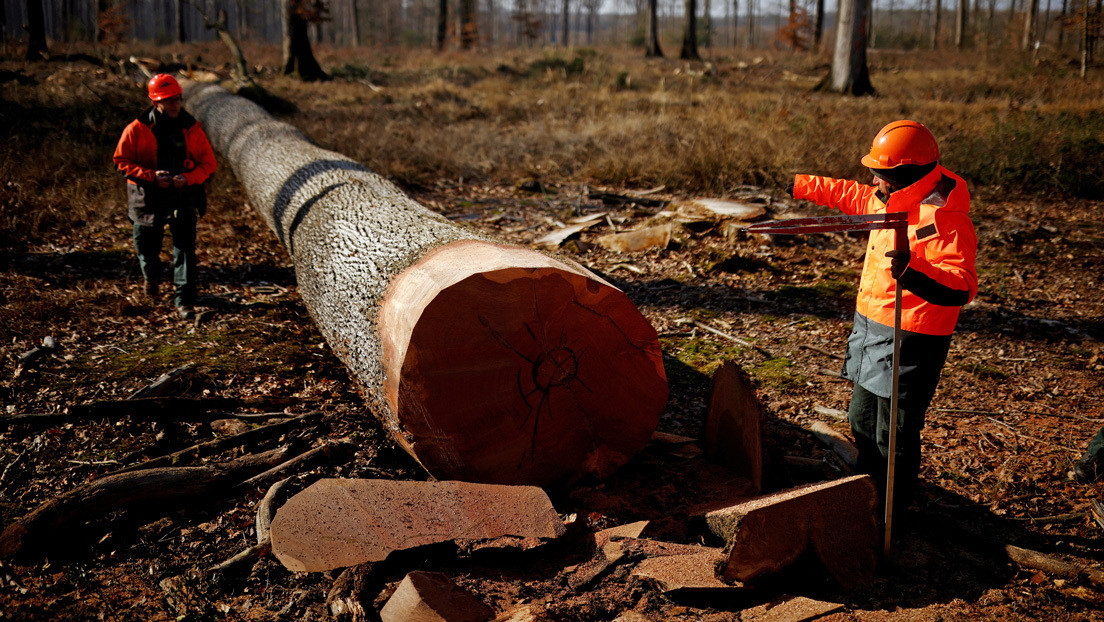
left=147, top=73, right=182, bottom=102
left=860, top=120, right=940, bottom=169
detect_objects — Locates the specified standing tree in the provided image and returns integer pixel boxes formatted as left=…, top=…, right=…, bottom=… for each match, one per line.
left=562, top=0, right=570, bottom=45
left=931, top=0, right=942, bottom=47
left=460, top=0, right=479, bottom=48
left=955, top=0, right=968, bottom=46
left=24, top=0, right=48, bottom=60
left=819, top=0, right=875, bottom=94
left=437, top=0, right=448, bottom=49
left=1022, top=0, right=1039, bottom=48
left=747, top=0, right=756, bottom=46
left=176, top=0, right=186, bottom=42
left=814, top=0, right=826, bottom=46
left=681, top=0, right=701, bottom=58
left=645, top=0, right=664, bottom=55
left=282, top=0, right=329, bottom=81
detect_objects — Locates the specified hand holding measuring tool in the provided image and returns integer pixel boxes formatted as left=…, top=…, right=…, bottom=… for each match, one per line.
left=744, top=211, right=908, bottom=557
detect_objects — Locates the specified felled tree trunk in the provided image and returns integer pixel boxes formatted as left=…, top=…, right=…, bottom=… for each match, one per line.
left=184, top=83, right=668, bottom=487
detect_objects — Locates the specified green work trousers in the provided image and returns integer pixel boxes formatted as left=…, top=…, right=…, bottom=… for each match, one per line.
left=133, top=205, right=197, bottom=308
left=847, top=383, right=932, bottom=520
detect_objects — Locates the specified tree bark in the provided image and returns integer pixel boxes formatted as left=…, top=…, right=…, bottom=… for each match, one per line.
left=1022, top=0, right=1039, bottom=48
left=814, top=0, right=825, bottom=46
left=821, top=0, right=875, bottom=94
left=645, top=0, right=664, bottom=56
left=24, top=0, right=48, bottom=60
left=955, top=0, right=967, bottom=46
left=460, top=0, right=478, bottom=48
left=562, top=0, right=570, bottom=45
left=931, top=0, right=942, bottom=47
left=183, top=83, right=668, bottom=487
left=437, top=0, right=448, bottom=49
left=282, top=0, right=329, bottom=81
left=681, top=0, right=701, bottom=58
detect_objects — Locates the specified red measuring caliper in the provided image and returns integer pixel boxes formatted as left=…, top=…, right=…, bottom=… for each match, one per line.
left=744, top=211, right=908, bottom=556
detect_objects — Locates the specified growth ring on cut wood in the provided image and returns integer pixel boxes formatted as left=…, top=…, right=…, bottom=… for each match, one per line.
left=383, top=242, right=667, bottom=485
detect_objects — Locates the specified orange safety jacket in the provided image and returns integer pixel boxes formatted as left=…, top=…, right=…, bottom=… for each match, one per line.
left=793, top=165, right=978, bottom=337
left=113, top=108, right=216, bottom=188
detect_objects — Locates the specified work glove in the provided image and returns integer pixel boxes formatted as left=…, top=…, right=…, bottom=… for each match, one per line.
left=886, top=249, right=910, bottom=279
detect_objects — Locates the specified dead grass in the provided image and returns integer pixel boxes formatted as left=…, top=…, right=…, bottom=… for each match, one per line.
left=2, top=43, right=1103, bottom=251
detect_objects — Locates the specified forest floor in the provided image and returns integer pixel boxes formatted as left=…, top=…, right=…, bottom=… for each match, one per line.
left=1, top=50, right=1104, bottom=621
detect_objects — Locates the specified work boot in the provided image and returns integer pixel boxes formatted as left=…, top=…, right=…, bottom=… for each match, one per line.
left=144, top=279, right=160, bottom=299
left=177, top=305, right=195, bottom=320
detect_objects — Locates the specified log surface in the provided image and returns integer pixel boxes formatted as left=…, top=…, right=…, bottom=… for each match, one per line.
left=185, top=83, right=667, bottom=485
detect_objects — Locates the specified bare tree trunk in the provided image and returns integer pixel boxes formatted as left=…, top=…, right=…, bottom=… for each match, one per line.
left=562, top=0, right=569, bottom=44
left=176, top=0, right=186, bottom=42
left=956, top=0, right=967, bottom=45
left=703, top=0, right=712, bottom=46
left=681, top=0, right=701, bottom=57
left=1022, top=0, right=1039, bottom=47
left=931, top=0, right=942, bottom=46
left=1082, top=0, right=1089, bottom=76
left=820, top=0, right=875, bottom=94
left=460, top=0, right=478, bottom=47
left=814, top=0, right=825, bottom=46
left=282, top=0, right=329, bottom=81
left=437, top=0, right=448, bottom=48
left=184, top=82, right=667, bottom=488
left=350, top=0, right=360, bottom=46
left=24, top=0, right=48, bottom=60
left=746, top=0, right=755, bottom=46
left=645, top=0, right=663, bottom=55
left=869, top=0, right=876, bottom=47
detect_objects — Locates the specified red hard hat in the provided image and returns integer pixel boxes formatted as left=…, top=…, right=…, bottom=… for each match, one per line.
left=147, top=73, right=182, bottom=102
left=860, top=120, right=940, bottom=169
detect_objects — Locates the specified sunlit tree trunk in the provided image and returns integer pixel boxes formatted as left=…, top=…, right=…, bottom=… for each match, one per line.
left=1022, top=0, right=1039, bottom=47
left=645, top=0, right=663, bottom=55
left=681, top=0, right=701, bottom=57
left=820, top=0, right=875, bottom=94
left=956, top=0, right=967, bottom=45
left=25, top=0, right=48, bottom=60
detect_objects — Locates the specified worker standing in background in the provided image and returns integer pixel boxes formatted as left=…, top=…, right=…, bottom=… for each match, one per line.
left=113, top=73, right=216, bottom=320
left=788, top=120, right=979, bottom=527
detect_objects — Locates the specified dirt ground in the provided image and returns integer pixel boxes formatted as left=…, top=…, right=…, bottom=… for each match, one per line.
left=2, top=60, right=1104, bottom=622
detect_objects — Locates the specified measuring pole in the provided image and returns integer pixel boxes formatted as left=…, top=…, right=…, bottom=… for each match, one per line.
left=884, top=225, right=908, bottom=557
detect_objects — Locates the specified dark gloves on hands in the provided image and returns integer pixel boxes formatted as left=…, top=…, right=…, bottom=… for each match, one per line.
left=785, top=182, right=795, bottom=198
left=886, top=249, right=910, bottom=279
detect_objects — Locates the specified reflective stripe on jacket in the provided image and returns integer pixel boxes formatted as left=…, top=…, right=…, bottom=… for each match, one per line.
left=793, top=165, right=978, bottom=337
left=113, top=107, right=216, bottom=188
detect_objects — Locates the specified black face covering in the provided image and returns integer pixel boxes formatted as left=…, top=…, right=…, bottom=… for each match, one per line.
left=870, top=162, right=938, bottom=190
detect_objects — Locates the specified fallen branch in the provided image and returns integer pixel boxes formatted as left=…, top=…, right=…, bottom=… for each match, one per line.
left=0, top=446, right=295, bottom=558
left=808, top=421, right=858, bottom=469
left=1005, top=545, right=1104, bottom=588
left=208, top=541, right=271, bottom=576
left=2, top=397, right=302, bottom=426
left=111, top=412, right=320, bottom=475
left=1007, top=512, right=1088, bottom=525
left=692, top=320, right=775, bottom=358
left=127, top=364, right=195, bottom=400
left=256, top=478, right=292, bottom=545
left=985, top=417, right=1080, bottom=454
left=235, top=439, right=357, bottom=491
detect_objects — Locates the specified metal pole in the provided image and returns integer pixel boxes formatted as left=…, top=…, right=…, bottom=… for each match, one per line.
left=884, top=228, right=907, bottom=556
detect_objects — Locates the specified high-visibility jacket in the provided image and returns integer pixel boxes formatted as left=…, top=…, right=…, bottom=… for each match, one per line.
left=113, top=107, right=216, bottom=188
left=114, top=107, right=216, bottom=226
left=793, top=165, right=977, bottom=336
left=793, top=165, right=978, bottom=402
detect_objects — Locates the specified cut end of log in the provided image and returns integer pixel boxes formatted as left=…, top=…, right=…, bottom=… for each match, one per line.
left=381, top=241, right=668, bottom=486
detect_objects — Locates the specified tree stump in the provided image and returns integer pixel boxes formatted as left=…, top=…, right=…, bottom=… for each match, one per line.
left=185, top=83, right=667, bottom=486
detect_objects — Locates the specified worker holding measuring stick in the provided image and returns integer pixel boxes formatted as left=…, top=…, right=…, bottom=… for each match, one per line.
left=756, top=120, right=978, bottom=550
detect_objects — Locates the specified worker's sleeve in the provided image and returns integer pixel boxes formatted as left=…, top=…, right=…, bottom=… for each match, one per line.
left=792, top=174, right=877, bottom=215
left=900, top=211, right=978, bottom=306
left=112, top=123, right=156, bottom=184
left=183, top=124, right=217, bottom=186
